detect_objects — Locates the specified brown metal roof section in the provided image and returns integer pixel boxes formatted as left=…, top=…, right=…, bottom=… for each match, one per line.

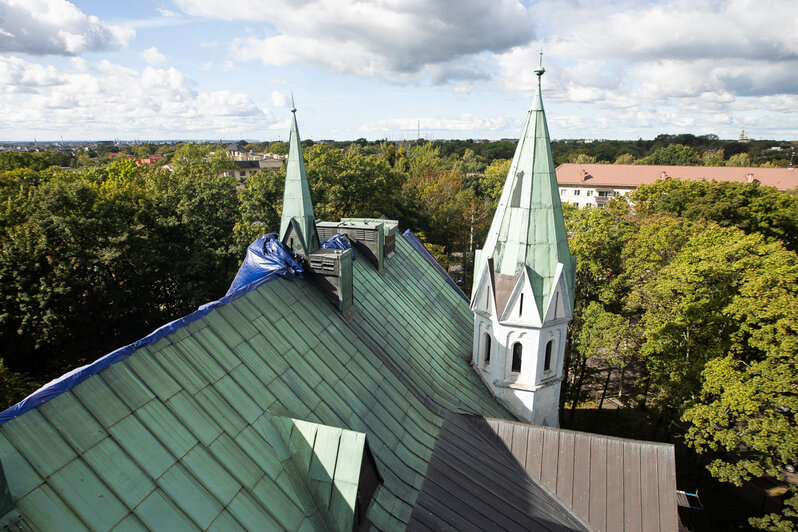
left=473, top=417, right=679, bottom=532
left=556, top=163, right=797, bottom=191
left=408, top=412, right=590, bottom=531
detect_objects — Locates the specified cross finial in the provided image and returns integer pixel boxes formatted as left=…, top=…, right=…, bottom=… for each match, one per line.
left=291, top=92, right=296, bottom=113
left=534, top=50, right=545, bottom=77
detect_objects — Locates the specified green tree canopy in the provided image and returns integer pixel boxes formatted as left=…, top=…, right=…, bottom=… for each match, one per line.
left=637, top=144, right=700, bottom=166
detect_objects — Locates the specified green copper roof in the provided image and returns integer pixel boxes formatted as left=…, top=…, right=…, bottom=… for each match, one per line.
left=279, top=107, right=319, bottom=254
left=478, top=67, right=574, bottom=314
left=0, top=235, right=510, bottom=531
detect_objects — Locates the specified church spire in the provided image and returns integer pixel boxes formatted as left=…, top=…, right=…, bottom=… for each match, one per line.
left=476, top=58, right=574, bottom=315
left=279, top=100, right=320, bottom=254
left=469, top=60, right=576, bottom=426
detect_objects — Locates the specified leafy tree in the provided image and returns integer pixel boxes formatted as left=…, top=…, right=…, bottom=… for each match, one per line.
left=567, top=153, right=597, bottom=164
left=0, top=359, right=37, bottom=408
left=632, top=227, right=790, bottom=415
left=305, top=145, right=402, bottom=222
left=451, top=148, right=485, bottom=178
left=235, top=167, right=285, bottom=246
left=560, top=201, right=637, bottom=413
left=480, top=159, right=511, bottom=201
left=0, top=161, right=160, bottom=373
left=407, top=142, right=443, bottom=178
left=267, top=141, right=289, bottom=156
left=563, top=200, right=636, bottom=307
left=404, top=168, right=490, bottom=257
left=682, top=238, right=798, bottom=530
left=614, top=153, right=636, bottom=164
left=637, top=144, right=700, bottom=166
left=727, top=152, right=751, bottom=167
left=573, top=302, right=634, bottom=412
left=700, top=149, right=724, bottom=166
left=631, top=179, right=798, bottom=252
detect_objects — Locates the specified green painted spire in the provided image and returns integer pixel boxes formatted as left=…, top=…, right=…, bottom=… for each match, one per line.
left=477, top=61, right=575, bottom=314
left=280, top=102, right=320, bottom=253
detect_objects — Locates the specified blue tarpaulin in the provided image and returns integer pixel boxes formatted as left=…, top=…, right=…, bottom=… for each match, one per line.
left=402, top=229, right=469, bottom=303
left=225, top=233, right=304, bottom=296
left=0, top=234, right=304, bottom=425
left=0, top=230, right=462, bottom=424
left=321, top=233, right=354, bottom=257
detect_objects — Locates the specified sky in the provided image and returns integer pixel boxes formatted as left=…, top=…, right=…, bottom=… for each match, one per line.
left=0, top=0, right=797, bottom=142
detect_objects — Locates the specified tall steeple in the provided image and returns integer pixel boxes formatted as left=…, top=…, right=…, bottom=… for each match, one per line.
left=279, top=99, right=320, bottom=255
left=477, top=56, right=574, bottom=315
left=470, top=58, right=576, bottom=427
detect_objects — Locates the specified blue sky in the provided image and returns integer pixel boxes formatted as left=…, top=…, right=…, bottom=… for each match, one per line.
left=1, top=0, right=797, bottom=141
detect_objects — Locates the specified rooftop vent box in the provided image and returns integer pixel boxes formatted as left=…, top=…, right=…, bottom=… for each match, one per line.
left=317, top=219, right=398, bottom=272
left=307, top=247, right=353, bottom=312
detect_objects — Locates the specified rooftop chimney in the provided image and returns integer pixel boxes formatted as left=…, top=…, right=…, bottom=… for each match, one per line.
left=308, top=247, right=354, bottom=313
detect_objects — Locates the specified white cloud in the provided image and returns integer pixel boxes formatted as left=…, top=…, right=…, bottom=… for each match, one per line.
left=156, top=7, right=177, bottom=17
left=0, top=55, right=277, bottom=139
left=140, top=46, right=168, bottom=66
left=270, top=90, right=287, bottom=108
left=177, top=0, right=532, bottom=81
left=0, top=0, right=134, bottom=56
left=485, top=0, right=798, bottom=139
left=268, top=118, right=291, bottom=131
left=361, top=114, right=520, bottom=134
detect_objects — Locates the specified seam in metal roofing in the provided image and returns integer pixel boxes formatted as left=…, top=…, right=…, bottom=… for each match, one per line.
left=476, top=416, right=679, bottom=532
left=0, top=235, right=512, bottom=531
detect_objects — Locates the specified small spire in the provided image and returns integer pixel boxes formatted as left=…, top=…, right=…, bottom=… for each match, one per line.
left=280, top=101, right=319, bottom=254
left=291, top=92, right=296, bottom=113
left=532, top=51, right=545, bottom=111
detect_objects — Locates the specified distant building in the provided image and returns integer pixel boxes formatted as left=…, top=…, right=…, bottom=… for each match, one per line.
left=224, top=143, right=247, bottom=160
left=222, top=158, right=285, bottom=182
left=222, top=143, right=285, bottom=181
left=557, top=163, right=797, bottom=207
left=135, top=155, right=164, bottom=167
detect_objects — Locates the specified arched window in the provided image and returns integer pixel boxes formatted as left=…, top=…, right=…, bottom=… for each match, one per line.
left=544, top=340, right=553, bottom=371
left=511, top=343, right=522, bottom=373
left=483, top=333, right=491, bottom=365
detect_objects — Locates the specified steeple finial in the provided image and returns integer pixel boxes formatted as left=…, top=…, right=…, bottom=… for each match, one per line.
left=534, top=51, right=545, bottom=78
left=291, top=92, right=296, bottom=113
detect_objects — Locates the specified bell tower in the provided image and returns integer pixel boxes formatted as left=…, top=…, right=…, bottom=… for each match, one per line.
left=471, top=60, right=576, bottom=427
